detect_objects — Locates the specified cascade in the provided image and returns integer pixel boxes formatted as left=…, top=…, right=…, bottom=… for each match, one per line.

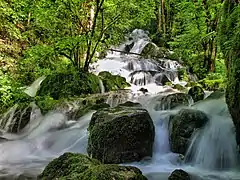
left=0, top=29, right=239, bottom=180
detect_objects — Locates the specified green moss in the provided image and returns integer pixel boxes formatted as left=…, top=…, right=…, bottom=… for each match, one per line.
left=169, top=109, right=209, bottom=154
left=88, top=106, right=155, bottom=164
left=188, top=86, right=204, bottom=103
left=67, top=165, right=147, bottom=180
left=199, top=79, right=225, bottom=91
left=38, top=152, right=101, bottom=180
left=98, top=71, right=130, bottom=92
left=38, top=71, right=101, bottom=100
left=39, top=153, right=147, bottom=180
left=173, top=84, right=186, bottom=91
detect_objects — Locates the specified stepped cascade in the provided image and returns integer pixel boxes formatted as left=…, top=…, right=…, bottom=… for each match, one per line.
left=0, top=29, right=239, bottom=180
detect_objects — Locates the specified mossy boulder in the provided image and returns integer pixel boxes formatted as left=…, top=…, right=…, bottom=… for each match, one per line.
left=188, top=86, right=205, bottom=103
left=169, top=109, right=209, bottom=154
left=154, top=93, right=189, bottom=111
left=38, top=71, right=101, bottom=100
left=38, top=152, right=147, bottom=180
left=168, top=169, right=190, bottom=180
left=119, top=101, right=142, bottom=107
left=173, top=84, right=186, bottom=91
left=88, top=106, right=155, bottom=164
left=141, top=43, right=167, bottom=58
left=155, top=74, right=171, bottom=86
left=98, top=71, right=130, bottom=92
left=38, top=152, right=100, bottom=179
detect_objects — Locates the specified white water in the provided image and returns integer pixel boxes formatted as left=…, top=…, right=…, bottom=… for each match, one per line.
left=0, top=29, right=239, bottom=179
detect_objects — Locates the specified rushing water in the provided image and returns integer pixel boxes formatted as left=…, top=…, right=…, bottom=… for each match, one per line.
left=0, top=29, right=239, bottom=179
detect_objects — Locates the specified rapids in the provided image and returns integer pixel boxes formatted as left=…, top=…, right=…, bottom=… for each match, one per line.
left=0, top=29, right=239, bottom=179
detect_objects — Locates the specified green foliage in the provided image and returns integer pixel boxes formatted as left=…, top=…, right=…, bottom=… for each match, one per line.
left=38, top=71, right=101, bottom=100
left=0, top=71, right=32, bottom=113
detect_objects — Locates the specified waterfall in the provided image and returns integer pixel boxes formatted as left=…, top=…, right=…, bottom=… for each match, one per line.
left=185, top=115, right=238, bottom=170
left=0, top=29, right=239, bottom=180
left=99, top=79, right=105, bottom=94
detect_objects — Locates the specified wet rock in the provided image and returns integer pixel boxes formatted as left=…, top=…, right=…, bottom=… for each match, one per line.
left=98, top=71, right=130, bottom=92
left=88, top=106, right=155, bottom=164
left=154, top=93, right=189, bottom=111
left=155, top=74, right=171, bottom=86
left=141, top=43, right=167, bottom=58
left=119, top=101, right=142, bottom=107
left=38, top=152, right=147, bottom=180
left=173, top=84, right=186, bottom=91
left=168, top=169, right=190, bottom=180
left=188, top=86, right=205, bottom=103
left=139, top=88, right=148, bottom=94
left=169, top=109, right=209, bottom=154
left=0, top=103, right=34, bottom=133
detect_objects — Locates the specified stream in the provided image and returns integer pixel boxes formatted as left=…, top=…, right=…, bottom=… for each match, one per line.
left=0, top=29, right=239, bottom=180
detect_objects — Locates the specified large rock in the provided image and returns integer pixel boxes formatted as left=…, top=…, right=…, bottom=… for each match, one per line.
left=88, top=106, right=155, bottom=164
left=188, top=86, right=205, bottom=103
left=154, top=93, right=189, bottom=111
left=141, top=43, right=167, bottom=58
left=38, top=152, right=147, bottom=180
left=169, top=109, right=209, bottom=154
left=98, top=71, right=130, bottom=92
left=168, top=169, right=190, bottom=180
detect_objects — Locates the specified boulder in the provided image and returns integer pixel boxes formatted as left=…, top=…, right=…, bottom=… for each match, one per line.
left=119, top=101, right=142, bottom=107
left=38, top=152, right=147, bottom=180
left=88, top=106, right=155, bottom=164
left=168, top=169, right=190, bottom=180
left=141, top=43, right=166, bottom=58
left=169, top=109, right=209, bottom=154
left=155, top=74, right=171, bottom=86
left=188, top=86, right=205, bottom=103
left=139, top=88, right=148, bottom=94
left=154, top=93, right=189, bottom=111
left=98, top=71, right=130, bottom=92
left=173, top=84, right=186, bottom=91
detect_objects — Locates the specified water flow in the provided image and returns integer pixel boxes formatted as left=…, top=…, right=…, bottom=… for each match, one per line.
left=185, top=115, right=238, bottom=170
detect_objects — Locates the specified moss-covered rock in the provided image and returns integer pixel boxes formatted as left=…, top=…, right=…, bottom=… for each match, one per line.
left=168, top=169, right=190, bottom=180
left=173, top=84, right=186, bottom=91
left=169, top=109, right=209, bottom=154
left=38, top=152, right=100, bottom=179
left=141, top=43, right=167, bottom=58
left=68, top=164, right=147, bottom=180
left=98, top=71, right=130, bottom=92
left=119, top=101, right=142, bottom=107
left=154, top=93, right=189, bottom=111
left=38, top=71, right=101, bottom=100
left=188, top=86, right=205, bottom=103
left=38, top=152, right=147, bottom=180
left=88, top=106, right=155, bottom=164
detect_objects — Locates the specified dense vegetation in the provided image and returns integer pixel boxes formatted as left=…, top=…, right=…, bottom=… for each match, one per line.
left=0, top=0, right=238, bottom=114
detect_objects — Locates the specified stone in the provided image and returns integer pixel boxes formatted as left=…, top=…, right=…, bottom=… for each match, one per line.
left=188, top=86, right=205, bottom=103
left=169, top=109, right=209, bottom=154
left=38, top=152, right=147, bottom=180
left=168, top=169, right=190, bottom=180
left=87, top=106, right=155, bottom=164
left=154, top=93, right=189, bottom=111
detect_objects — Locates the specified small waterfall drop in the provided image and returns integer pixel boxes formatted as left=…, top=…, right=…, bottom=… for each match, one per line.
left=185, top=115, right=238, bottom=170
left=99, top=79, right=105, bottom=94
